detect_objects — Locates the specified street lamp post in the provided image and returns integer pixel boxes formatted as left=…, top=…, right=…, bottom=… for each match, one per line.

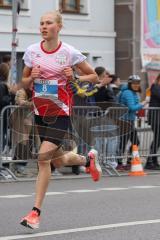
left=132, top=0, right=137, bottom=75
left=11, top=0, right=20, bottom=85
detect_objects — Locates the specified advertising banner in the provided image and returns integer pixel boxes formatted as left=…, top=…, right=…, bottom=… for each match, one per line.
left=147, top=69, right=160, bottom=86
left=141, top=0, right=160, bottom=70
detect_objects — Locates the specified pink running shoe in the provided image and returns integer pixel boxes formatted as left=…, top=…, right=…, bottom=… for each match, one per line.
left=20, top=210, right=40, bottom=229
left=85, top=166, right=90, bottom=174
left=88, top=149, right=102, bottom=181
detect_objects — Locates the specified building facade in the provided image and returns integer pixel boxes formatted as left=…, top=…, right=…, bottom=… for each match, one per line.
left=115, top=0, right=147, bottom=95
left=0, top=0, right=116, bottom=81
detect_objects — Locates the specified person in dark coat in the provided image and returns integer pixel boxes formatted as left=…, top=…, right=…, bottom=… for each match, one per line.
left=94, top=66, right=116, bottom=103
left=110, top=74, right=121, bottom=99
left=145, top=73, right=160, bottom=170
left=94, top=66, right=119, bottom=168
left=0, top=63, right=11, bottom=110
left=0, top=63, right=12, bottom=151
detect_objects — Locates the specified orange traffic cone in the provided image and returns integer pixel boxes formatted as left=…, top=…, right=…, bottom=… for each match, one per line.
left=128, top=145, right=147, bottom=176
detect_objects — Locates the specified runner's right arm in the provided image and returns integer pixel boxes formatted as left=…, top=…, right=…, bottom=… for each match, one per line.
left=22, top=65, right=40, bottom=88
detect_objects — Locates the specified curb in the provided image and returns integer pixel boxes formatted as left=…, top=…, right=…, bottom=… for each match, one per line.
left=1, top=170, right=160, bottom=183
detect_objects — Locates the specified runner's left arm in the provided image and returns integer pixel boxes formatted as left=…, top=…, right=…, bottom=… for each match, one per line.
left=75, top=60, right=98, bottom=84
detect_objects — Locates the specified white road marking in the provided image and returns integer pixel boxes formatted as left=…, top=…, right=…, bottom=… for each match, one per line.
left=46, top=192, right=66, bottom=195
left=100, top=187, right=128, bottom=191
left=131, top=185, right=159, bottom=189
left=0, top=185, right=160, bottom=199
left=0, top=195, right=31, bottom=198
left=1, top=219, right=160, bottom=240
left=67, top=189, right=100, bottom=193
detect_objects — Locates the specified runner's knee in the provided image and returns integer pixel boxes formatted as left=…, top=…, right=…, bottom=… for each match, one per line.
left=38, top=153, right=51, bottom=164
left=53, top=158, right=63, bottom=168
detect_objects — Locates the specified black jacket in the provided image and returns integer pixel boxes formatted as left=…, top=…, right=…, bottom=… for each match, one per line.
left=149, top=83, right=160, bottom=107
left=0, top=82, right=11, bottom=111
left=148, top=83, right=160, bottom=125
left=94, top=86, right=116, bottom=103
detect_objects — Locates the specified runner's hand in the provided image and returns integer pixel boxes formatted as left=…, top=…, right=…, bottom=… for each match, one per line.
left=63, top=67, right=74, bottom=81
left=31, top=65, right=41, bottom=80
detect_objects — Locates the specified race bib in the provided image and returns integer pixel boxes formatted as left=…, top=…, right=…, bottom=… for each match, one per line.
left=34, top=79, right=58, bottom=98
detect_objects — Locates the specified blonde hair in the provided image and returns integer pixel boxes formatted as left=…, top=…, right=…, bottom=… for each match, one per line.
left=43, top=10, right=63, bottom=25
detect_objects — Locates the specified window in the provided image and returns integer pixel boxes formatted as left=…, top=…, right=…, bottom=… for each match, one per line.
left=59, top=0, right=80, bottom=13
left=0, top=0, right=29, bottom=10
left=0, top=0, right=12, bottom=8
left=59, top=0, right=89, bottom=15
left=20, top=0, right=29, bottom=10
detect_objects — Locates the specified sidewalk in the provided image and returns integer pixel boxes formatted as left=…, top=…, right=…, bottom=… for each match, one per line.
left=1, top=149, right=160, bottom=181
left=0, top=159, right=89, bottom=181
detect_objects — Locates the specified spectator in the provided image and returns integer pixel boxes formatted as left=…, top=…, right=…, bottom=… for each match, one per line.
left=2, top=54, right=20, bottom=101
left=94, top=66, right=118, bottom=168
left=64, top=66, right=97, bottom=174
left=2, top=55, right=12, bottom=87
left=0, top=63, right=10, bottom=98
left=11, top=84, right=37, bottom=176
left=110, top=74, right=121, bottom=98
left=118, top=75, right=146, bottom=170
left=0, top=63, right=12, bottom=151
left=2, top=55, right=11, bottom=68
left=94, top=66, right=116, bottom=103
left=145, top=73, right=160, bottom=170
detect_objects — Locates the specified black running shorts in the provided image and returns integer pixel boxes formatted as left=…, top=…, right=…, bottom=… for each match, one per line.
left=35, top=115, right=72, bottom=146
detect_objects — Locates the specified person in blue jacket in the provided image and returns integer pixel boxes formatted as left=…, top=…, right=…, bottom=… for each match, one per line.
left=117, top=75, right=146, bottom=170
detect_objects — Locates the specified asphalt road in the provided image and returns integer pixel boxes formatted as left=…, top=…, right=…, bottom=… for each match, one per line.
left=1, top=175, right=160, bottom=240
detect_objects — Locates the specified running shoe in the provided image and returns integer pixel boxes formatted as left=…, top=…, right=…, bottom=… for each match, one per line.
left=88, top=149, right=102, bottom=181
left=85, top=166, right=90, bottom=174
left=20, top=210, right=40, bottom=229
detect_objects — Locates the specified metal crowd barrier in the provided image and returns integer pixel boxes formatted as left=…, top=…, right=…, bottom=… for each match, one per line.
left=71, top=104, right=129, bottom=176
left=0, top=105, right=38, bottom=180
left=70, top=104, right=160, bottom=175
left=0, top=104, right=160, bottom=180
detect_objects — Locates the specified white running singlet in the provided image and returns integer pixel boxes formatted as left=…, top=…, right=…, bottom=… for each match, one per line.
left=23, top=41, right=86, bottom=116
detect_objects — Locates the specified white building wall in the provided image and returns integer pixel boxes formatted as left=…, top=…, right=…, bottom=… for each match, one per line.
left=0, top=0, right=115, bottom=74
